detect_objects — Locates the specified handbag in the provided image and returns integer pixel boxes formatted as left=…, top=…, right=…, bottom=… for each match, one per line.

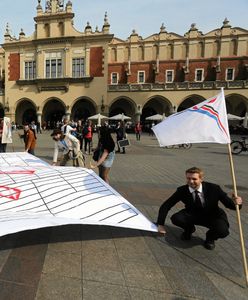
left=92, top=148, right=100, bottom=161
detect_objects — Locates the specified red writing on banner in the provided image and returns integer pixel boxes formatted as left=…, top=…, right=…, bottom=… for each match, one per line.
left=0, top=186, right=21, bottom=200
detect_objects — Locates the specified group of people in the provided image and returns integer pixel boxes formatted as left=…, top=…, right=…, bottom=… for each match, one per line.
left=4, top=118, right=243, bottom=251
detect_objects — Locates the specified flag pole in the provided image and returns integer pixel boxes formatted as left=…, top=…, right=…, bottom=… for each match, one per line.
left=221, top=87, right=248, bottom=286
left=227, top=143, right=248, bottom=286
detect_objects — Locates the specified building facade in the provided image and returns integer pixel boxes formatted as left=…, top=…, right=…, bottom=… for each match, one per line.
left=0, top=0, right=247, bottom=126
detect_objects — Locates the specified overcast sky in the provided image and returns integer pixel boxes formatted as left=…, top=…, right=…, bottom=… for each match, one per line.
left=0, top=0, right=247, bottom=43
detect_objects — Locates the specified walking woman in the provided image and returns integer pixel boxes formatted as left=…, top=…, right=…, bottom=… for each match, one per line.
left=90, top=127, right=115, bottom=184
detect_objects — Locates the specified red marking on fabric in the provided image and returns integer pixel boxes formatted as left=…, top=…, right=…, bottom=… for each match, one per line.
left=0, top=186, right=21, bottom=200
left=0, top=170, right=35, bottom=175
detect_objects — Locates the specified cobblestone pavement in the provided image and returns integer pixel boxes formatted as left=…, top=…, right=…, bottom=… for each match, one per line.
left=0, top=130, right=247, bottom=299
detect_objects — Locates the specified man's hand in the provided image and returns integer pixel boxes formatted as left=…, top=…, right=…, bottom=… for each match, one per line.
left=232, top=194, right=242, bottom=205
left=157, top=225, right=166, bottom=234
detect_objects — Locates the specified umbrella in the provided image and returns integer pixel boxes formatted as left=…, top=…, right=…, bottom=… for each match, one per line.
left=88, top=113, right=108, bottom=127
left=145, top=113, right=166, bottom=121
left=109, top=113, right=131, bottom=121
left=243, top=112, right=248, bottom=128
left=227, top=114, right=244, bottom=121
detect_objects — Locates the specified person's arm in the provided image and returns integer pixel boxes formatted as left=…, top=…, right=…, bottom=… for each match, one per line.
left=157, top=189, right=182, bottom=230
left=90, top=149, right=109, bottom=168
left=52, top=141, right=59, bottom=165
left=218, top=186, right=242, bottom=210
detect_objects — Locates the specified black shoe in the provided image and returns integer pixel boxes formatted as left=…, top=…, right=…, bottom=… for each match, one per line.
left=204, top=239, right=215, bottom=250
left=180, top=226, right=196, bottom=241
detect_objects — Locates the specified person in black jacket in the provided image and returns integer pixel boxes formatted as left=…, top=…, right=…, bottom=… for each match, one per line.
left=157, top=167, right=242, bottom=250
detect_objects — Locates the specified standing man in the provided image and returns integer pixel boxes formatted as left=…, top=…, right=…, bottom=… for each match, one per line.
left=156, top=167, right=242, bottom=250
left=51, top=129, right=85, bottom=167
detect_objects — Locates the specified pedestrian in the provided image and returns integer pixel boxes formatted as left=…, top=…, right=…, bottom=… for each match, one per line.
left=116, top=121, right=126, bottom=153
left=156, top=167, right=242, bottom=250
left=19, top=124, right=37, bottom=155
left=83, top=120, right=93, bottom=154
left=90, top=127, right=115, bottom=184
left=37, top=121, right=42, bottom=134
left=50, top=129, right=85, bottom=167
left=61, top=118, right=77, bottom=135
left=135, top=121, right=142, bottom=141
left=76, top=119, right=84, bottom=150
left=0, top=118, right=7, bottom=152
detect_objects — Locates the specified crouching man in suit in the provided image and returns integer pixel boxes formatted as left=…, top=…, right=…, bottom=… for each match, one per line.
left=157, top=167, right=242, bottom=250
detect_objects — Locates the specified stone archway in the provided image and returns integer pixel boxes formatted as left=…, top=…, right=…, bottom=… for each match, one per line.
left=178, top=95, right=205, bottom=112
left=42, top=98, right=66, bottom=129
left=15, top=99, right=37, bottom=125
left=71, top=98, right=96, bottom=121
left=109, top=97, right=136, bottom=118
left=225, top=94, right=248, bottom=116
left=142, top=96, right=171, bottom=122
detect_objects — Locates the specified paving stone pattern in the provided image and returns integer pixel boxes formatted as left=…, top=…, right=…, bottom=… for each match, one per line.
left=0, top=130, right=247, bottom=299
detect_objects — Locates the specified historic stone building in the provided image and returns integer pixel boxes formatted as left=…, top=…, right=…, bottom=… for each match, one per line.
left=0, top=0, right=247, bottom=126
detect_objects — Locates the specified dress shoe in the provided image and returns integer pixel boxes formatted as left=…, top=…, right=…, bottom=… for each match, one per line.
left=180, top=226, right=196, bottom=241
left=204, top=239, right=215, bottom=250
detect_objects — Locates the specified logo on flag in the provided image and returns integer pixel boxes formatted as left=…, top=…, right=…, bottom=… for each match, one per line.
left=152, top=90, right=230, bottom=147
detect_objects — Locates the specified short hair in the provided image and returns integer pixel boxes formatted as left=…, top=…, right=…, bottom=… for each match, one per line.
left=185, top=167, right=204, bottom=178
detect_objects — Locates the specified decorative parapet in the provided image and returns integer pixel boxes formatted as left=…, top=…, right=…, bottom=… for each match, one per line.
left=108, top=80, right=248, bottom=92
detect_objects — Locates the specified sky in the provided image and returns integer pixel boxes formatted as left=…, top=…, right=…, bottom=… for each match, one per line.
left=0, top=0, right=247, bottom=43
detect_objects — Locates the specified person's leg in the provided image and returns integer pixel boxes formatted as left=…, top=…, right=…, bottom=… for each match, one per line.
left=171, top=209, right=196, bottom=240
left=205, top=218, right=230, bottom=241
left=60, top=153, right=69, bottom=166
left=100, top=167, right=111, bottom=184
left=28, top=149, right=35, bottom=155
left=116, top=139, right=120, bottom=152
left=84, top=138, right=88, bottom=153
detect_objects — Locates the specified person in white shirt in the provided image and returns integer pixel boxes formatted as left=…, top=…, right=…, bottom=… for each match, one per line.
left=61, top=118, right=77, bottom=135
left=51, top=129, right=85, bottom=167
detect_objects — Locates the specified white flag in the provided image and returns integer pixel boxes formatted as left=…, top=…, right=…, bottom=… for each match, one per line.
left=153, top=90, right=230, bottom=147
left=0, top=152, right=157, bottom=237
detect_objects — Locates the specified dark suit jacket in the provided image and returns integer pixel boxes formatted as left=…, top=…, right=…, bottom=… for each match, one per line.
left=157, top=181, right=239, bottom=225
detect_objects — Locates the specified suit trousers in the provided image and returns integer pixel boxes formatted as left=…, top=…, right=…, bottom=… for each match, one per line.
left=170, top=209, right=230, bottom=241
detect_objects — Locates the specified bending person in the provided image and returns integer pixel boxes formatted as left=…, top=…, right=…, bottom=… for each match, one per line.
left=156, top=167, right=242, bottom=250
left=51, top=129, right=85, bottom=167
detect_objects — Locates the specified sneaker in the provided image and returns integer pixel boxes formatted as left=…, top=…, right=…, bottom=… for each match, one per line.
left=180, top=226, right=196, bottom=241
left=204, top=239, right=215, bottom=250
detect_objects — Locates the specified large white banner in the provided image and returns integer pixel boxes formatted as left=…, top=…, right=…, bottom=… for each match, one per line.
left=0, top=152, right=157, bottom=236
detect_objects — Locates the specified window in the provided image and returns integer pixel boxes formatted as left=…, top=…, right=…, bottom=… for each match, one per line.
left=45, top=52, right=62, bottom=78
left=138, top=71, right=145, bottom=83
left=195, top=69, right=204, bottom=82
left=226, top=68, right=234, bottom=81
left=24, top=61, right=36, bottom=80
left=111, top=72, right=118, bottom=84
left=165, top=70, right=174, bottom=83
left=72, top=58, right=85, bottom=78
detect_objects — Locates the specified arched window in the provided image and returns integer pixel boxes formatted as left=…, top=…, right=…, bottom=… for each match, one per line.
left=58, top=22, right=64, bottom=36
left=230, top=39, right=237, bottom=56
left=44, top=23, right=50, bottom=38
left=167, top=44, right=173, bottom=59
left=111, top=48, right=117, bottom=62
left=152, top=45, right=158, bottom=60
left=138, top=46, right=144, bottom=61
left=124, top=47, right=130, bottom=62
left=196, top=42, right=204, bottom=58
